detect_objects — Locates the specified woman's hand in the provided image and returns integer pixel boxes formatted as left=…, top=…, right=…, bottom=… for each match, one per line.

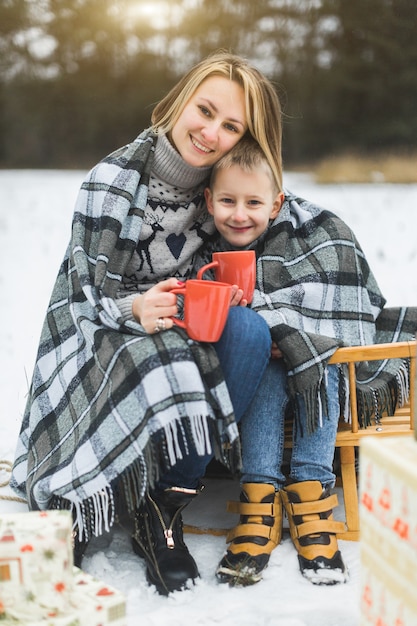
left=132, top=278, right=183, bottom=334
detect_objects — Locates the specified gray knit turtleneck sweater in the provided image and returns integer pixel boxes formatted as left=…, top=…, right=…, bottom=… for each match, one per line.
left=116, top=133, right=214, bottom=321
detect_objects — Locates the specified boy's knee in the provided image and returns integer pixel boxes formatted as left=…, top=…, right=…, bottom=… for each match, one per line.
left=228, top=307, right=271, bottom=351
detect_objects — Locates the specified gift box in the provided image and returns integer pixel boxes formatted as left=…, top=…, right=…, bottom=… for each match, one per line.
left=0, top=510, right=126, bottom=625
left=70, top=567, right=126, bottom=626
left=359, top=435, right=417, bottom=626
left=0, top=567, right=126, bottom=624
left=0, top=510, right=74, bottom=614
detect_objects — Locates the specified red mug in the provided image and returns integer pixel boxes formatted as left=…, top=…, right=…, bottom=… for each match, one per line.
left=170, top=279, right=232, bottom=342
left=197, top=250, right=256, bottom=303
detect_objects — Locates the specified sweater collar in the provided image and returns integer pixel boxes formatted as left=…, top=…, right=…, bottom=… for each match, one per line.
left=152, top=133, right=211, bottom=188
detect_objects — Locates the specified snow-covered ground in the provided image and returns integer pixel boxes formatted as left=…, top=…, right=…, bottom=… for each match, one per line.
left=1, top=170, right=416, bottom=625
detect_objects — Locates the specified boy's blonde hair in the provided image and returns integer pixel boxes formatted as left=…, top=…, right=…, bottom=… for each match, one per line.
left=151, top=50, right=283, bottom=191
left=209, top=137, right=279, bottom=196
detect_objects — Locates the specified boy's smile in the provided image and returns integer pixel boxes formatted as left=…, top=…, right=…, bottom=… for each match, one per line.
left=205, top=163, right=283, bottom=247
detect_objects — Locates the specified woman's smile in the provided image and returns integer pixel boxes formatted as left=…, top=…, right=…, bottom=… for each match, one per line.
left=170, top=75, right=247, bottom=168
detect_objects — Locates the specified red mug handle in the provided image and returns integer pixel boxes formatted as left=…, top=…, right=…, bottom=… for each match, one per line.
left=169, top=286, right=187, bottom=329
left=197, top=260, right=219, bottom=281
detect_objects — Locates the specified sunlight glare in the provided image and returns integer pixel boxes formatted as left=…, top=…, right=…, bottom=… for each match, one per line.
left=126, top=1, right=174, bottom=29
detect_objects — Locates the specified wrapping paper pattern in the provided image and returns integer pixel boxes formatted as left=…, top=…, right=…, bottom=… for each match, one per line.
left=360, top=436, right=417, bottom=625
left=0, top=511, right=126, bottom=624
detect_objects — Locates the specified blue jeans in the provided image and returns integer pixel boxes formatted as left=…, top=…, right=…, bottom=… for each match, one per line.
left=157, top=307, right=272, bottom=490
left=240, top=359, right=340, bottom=489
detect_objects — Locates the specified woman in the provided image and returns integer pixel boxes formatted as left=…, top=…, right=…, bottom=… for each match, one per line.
left=10, top=51, right=283, bottom=595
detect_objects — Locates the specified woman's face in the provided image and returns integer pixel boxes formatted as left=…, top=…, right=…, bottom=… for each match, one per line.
left=170, top=75, right=248, bottom=168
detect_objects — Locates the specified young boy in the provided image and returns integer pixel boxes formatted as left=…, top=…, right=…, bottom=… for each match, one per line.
left=205, top=140, right=348, bottom=585
left=204, top=137, right=349, bottom=586
left=204, top=138, right=414, bottom=588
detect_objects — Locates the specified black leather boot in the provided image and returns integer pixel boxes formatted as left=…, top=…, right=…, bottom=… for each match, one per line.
left=72, top=531, right=89, bottom=568
left=132, top=485, right=203, bottom=595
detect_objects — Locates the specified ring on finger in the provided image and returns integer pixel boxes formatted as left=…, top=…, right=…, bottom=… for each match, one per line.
left=155, top=317, right=166, bottom=333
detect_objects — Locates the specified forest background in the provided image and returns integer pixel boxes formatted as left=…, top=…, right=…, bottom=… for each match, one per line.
left=1, top=0, right=416, bottom=176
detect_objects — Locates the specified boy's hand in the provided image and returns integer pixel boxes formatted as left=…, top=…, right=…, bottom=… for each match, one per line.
left=230, top=285, right=247, bottom=307
left=271, top=342, right=283, bottom=359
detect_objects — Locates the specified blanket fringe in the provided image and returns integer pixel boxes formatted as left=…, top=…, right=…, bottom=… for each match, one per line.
left=189, top=413, right=212, bottom=456
left=47, top=412, right=239, bottom=539
left=396, top=360, right=410, bottom=407
left=294, top=357, right=411, bottom=432
left=50, top=485, right=115, bottom=542
left=293, top=377, right=328, bottom=435
left=340, top=358, right=410, bottom=428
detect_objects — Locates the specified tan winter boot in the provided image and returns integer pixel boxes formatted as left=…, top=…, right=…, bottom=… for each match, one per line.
left=216, top=483, right=282, bottom=586
left=281, top=480, right=349, bottom=585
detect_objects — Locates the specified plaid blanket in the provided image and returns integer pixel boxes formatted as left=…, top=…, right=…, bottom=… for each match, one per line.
left=11, top=129, right=238, bottom=539
left=206, top=190, right=417, bottom=431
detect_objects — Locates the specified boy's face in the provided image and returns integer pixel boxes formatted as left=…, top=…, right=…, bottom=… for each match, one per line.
left=205, top=163, right=284, bottom=247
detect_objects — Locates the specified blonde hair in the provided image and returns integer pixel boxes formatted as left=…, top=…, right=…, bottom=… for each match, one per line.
left=209, top=137, right=279, bottom=196
left=151, top=50, right=283, bottom=191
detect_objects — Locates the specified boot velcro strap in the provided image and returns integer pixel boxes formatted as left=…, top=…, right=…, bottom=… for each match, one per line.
left=284, top=493, right=339, bottom=517
left=292, top=519, right=346, bottom=539
left=227, top=500, right=276, bottom=516
left=226, top=522, right=275, bottom=543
